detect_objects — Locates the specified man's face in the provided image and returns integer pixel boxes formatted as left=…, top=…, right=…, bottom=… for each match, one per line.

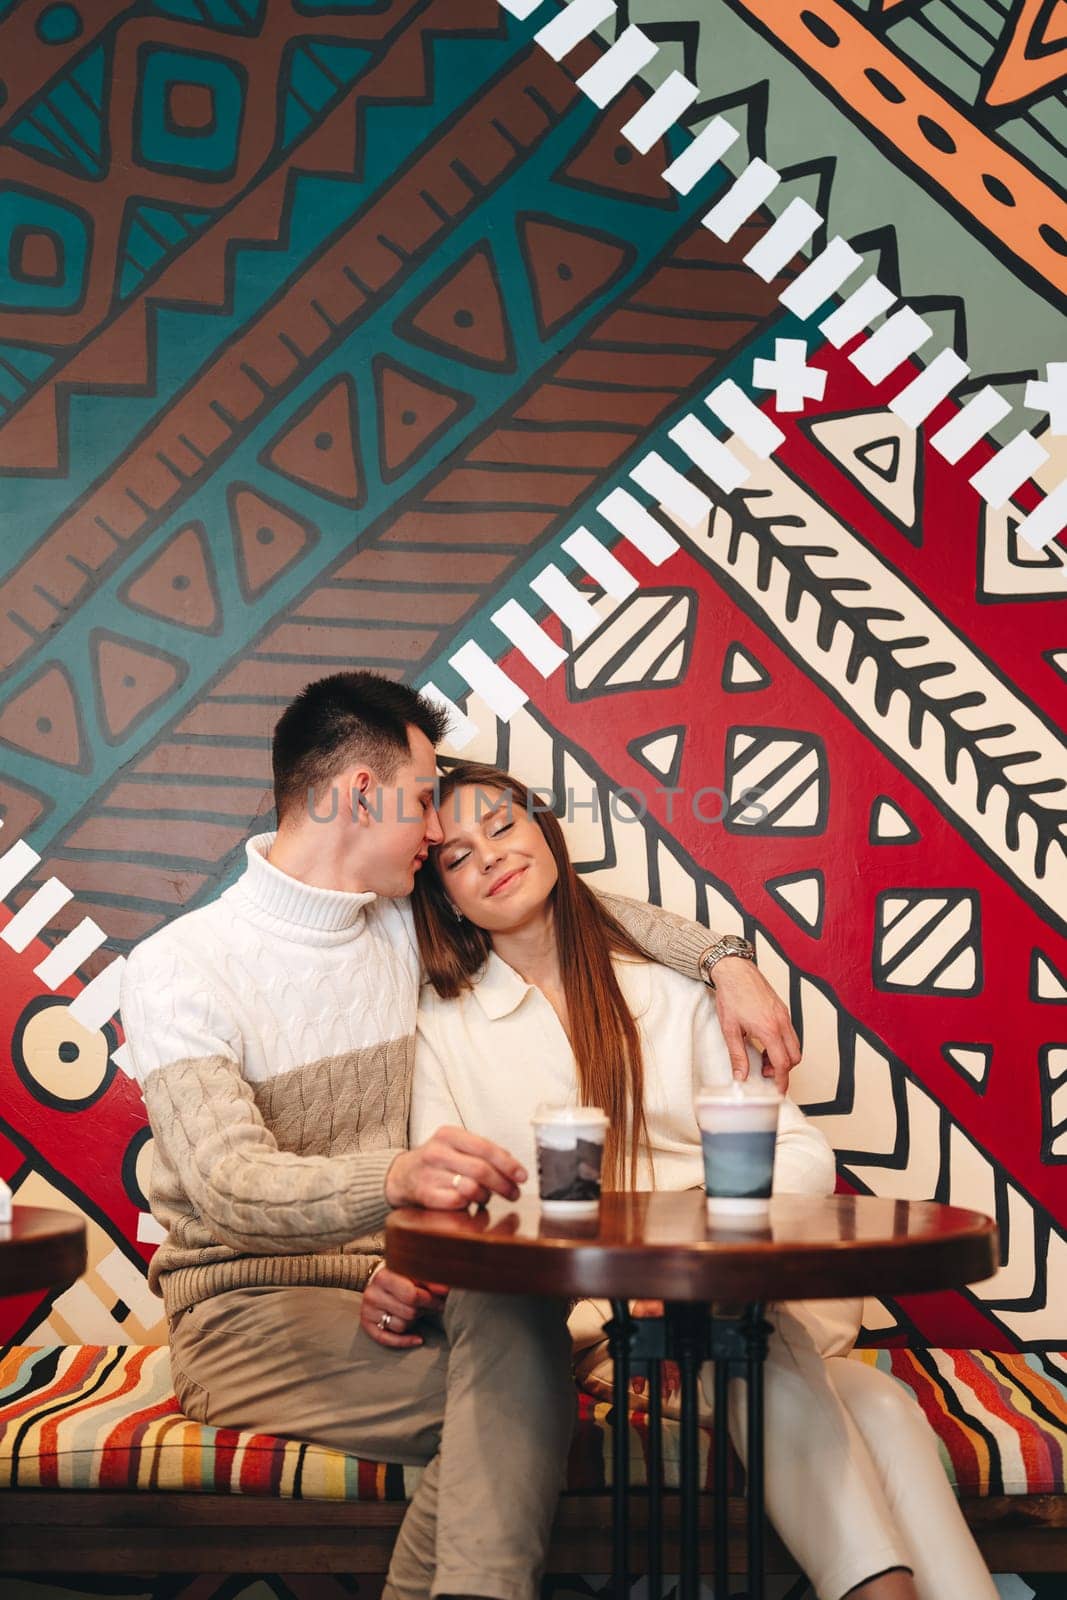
left=355, top=727, right=443, bottom=898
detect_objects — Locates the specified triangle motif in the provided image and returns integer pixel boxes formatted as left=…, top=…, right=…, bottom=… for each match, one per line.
left=263, top=377, right=364, bottom=508
left=1008, top=515, right=1062, bottom=567
left=766, top=870, right=825, bottom=937
left=519, top=214, right=636, bottom=340
left=0, top=664, right=86, bottom=771
left=722, top=643, right=771, bottom=691
left=854, top=435, right=900, bottom=482
left=870, top=796, right=920, bottom=844
left=978, top=501, right=1067, bottom=600
left=627, top=725, right=685, bottom=787
left=399, top=243, right=515, bottom=373
left=555, top=100, right=674, bottom=205
left=942, top=1043, right=993, bottom=1087
left=983, top=0, right=1067, bottom=110
left=229, top=484, right=318, bottom=601
left=92, top=632, right=187, bottom=743
left=1032, top=949, right=1067, bottom=1003
left=375, top=358, right=470, bottom=482
left=805, top=407, right=921, bottom=541
left=121, top=523, right=220, bottom=633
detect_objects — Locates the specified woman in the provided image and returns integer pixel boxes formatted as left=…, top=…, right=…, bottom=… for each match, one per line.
left=406, top=762, right=997, bottom=1600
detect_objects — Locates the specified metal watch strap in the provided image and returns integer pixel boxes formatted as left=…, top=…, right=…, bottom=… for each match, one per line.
left=699, top=936, right=755, bottom=990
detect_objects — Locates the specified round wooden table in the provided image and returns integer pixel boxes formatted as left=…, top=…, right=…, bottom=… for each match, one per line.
left=0, top=1205, right=87, bottom=1298
left=388, top=1191, right=998, bottom=1600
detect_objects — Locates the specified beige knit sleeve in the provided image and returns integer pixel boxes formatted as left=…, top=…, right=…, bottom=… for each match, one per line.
left=122, top=942, right=399, bottom=1253
left=142, top=1056, right=398, bottom=1253
left=596, top=891, right=723, bottom=981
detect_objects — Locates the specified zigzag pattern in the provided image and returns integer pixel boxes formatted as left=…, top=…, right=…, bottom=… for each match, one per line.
left=441, top=673, right=1063, bottom=1347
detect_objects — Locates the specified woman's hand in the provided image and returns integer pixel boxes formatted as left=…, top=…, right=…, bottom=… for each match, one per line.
left=709, top=959, right=801, bottom=1090
left=360, top=1266, right=449, bottom=1350
left=628, top=1301, right=679, bottom=1401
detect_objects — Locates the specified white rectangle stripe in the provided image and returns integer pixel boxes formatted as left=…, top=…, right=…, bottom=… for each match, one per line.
left=497, top=0, right=544, bottom=16
left=535, top=0, right=614, bottom=62
left=562, top=527, right=638, bottom=598
left=969, top=431, right=1049, bottom=510
left=668, top=414, right=750, bottom=493
left=34, top=917, right=108, bottom=990
left=530, top=564, right=601, bottom=642
left=449, top=642, right=527, bottom=721
left=1018, top=477, right=1067, bottom=551
left=598, top=486, right=679, bottom=563
left=850, top=306, right=933, bottom=385
left=820, top=275, right=896, bottom=348
left=419, top=681, right=479, bottom=750
left=662, top=116, right=738, bottom=195
left=0, top=838, right=40, bottom=899
left=111, top=1041, right=134, bottom=1077
left=630, top=450, right=711, bottom=527
left=69, top=956, right=125, bottom=1032
left=1, top=877, right=73, bottom=953
left=743, top=197, right=822, bottom=282
left=702, top=158, right=780, bottom=242
left=492, top=599, right=567, bottom=677
left=576, top=24, right=656, bottom=107
left=620, top=71, right=698, bottom=154
left=930, top=385, right=1012, bottom=465
left=890, top=348, right=970, bottom=428
left=705, top=379, right=785, bottom=458
left=137, top=1210, right=166, bottom=1245
left=779, top=236, right=862, bottom=318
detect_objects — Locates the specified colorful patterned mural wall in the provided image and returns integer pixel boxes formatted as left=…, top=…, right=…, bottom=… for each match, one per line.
left=0, top=0, right=1065, bottom=1588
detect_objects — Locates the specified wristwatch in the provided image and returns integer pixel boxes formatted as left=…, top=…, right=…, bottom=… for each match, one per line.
left=699, top=933, right=756, bottom=990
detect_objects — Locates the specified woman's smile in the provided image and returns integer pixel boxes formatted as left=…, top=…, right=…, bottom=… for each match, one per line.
left=486, top=865, right=528, bottom=898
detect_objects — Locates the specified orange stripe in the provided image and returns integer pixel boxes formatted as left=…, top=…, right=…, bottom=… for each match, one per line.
left=727, top=0, right=1067, bottom=297
left=952, top=1352, right=1052, bottom=1495
left=889, top=1351, right=991, bottom=1495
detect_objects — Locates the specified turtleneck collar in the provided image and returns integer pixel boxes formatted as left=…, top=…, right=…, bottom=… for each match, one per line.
left=227, top=831, right=377, bottom=938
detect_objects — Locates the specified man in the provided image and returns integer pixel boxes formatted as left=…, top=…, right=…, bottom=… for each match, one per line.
left=120, top=670, right=799, bottom=1600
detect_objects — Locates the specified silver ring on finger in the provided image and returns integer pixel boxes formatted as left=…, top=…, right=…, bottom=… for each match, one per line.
left=377, top=1312, right=392, bottom=1331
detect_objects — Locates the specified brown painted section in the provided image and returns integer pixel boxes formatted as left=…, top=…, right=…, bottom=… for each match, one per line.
left=0, top=0, right=513, bottom=665
left=25, top=85, right=792, bottom=950
left=292, top=587, right=481, bottom=625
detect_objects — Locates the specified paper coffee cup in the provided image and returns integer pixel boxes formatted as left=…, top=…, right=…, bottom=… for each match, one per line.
left=532, top=1106, right=608, bottom=1216
left=695, top=1081, right=781, bottom=1220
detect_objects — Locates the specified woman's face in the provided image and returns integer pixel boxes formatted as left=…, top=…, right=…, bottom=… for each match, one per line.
left=434, top=784, right=559, bottom=933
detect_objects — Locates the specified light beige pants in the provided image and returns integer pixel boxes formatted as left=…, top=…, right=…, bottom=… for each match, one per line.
left=571, top=1297, right=999, bottom=1600
left=168, top=1284, right=575, bottom=1600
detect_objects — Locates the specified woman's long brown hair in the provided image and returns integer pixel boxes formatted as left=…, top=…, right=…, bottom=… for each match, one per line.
left=411, top=762, right=651, bottom=1190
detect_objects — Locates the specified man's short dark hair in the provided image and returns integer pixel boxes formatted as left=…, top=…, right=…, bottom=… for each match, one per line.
left=272, top=672, right=449, bottom=824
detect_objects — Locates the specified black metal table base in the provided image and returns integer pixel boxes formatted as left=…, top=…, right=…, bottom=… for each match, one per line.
left=606, top=1301, right=771, bottom=1600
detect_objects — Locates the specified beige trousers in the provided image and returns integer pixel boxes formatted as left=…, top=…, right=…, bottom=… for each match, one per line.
left=571, top=1298, right=998, bottom=1600
left=168, top=1284, right=575, bottom=1600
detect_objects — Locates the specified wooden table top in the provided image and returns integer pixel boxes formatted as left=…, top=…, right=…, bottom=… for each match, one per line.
left=0, top=1205, right=87, bottom=1299
left=387, top=1192, right=999, bottom=1302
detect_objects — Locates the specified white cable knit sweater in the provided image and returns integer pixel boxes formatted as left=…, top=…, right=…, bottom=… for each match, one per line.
left=120, top=832, right=723, bottom=1315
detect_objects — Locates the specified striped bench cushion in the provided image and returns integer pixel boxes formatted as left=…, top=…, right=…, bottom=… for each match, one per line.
left=1, top=1346, right=1064, bottom=1501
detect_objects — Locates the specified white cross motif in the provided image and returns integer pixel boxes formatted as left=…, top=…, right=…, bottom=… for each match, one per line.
left=1024, top=362, right=1067, bottom=435
left=752, top=337, right=828, bottom=413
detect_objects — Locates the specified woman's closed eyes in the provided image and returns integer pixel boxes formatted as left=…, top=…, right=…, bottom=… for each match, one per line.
left=442, top=821, right=514, bottom=870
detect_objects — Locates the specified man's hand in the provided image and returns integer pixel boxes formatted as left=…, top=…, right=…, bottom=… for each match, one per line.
left=385, top=1126, right=527, bottom=1210
left=709, top=958, right=801, bottom=1091
left=360, top=1267, right=449, bottom=1349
